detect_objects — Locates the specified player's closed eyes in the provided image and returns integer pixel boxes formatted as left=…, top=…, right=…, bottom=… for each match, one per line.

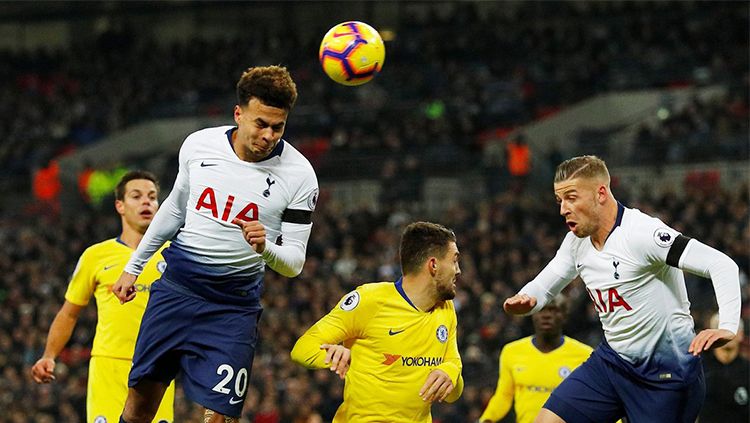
left=255, top=119, right=284, bottom=132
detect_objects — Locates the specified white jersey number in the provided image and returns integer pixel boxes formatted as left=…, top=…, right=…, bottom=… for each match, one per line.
left=212, top=363, right=249, bottom=398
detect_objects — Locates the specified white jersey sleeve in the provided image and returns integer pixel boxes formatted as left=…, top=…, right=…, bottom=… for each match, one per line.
left=518, top=232, right=578, bottom=314
left=261, top=171, right=318, bottom=277
left=124, top=140, right=191, bottom=276
left=675, top=239, right=740, bottom=334
left=630, top=222, right=740, bottom=333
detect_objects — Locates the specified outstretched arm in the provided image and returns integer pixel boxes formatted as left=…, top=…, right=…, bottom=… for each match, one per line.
left=291, top=290, right=364, bottom=379
left=505, top=234, right=577, bottom=315
left=124, top=165, right=189, bottom=277
left=672, top=237, right=741, bottom=354
left=31, top=301, right=83, bottom=383
left=505, top=263, right=572, bottom=315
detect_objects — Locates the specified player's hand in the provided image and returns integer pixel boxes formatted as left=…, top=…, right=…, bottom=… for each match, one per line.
left=321, top=344, right=350, bottom=380
left=688, top=328, right=735, bottom=356
left=419, top=369, right=454, bottom=403
left=503, top=294, right=537, bottom=315
left=31, top=357, right=56, bottom=383
left=112, top=272, right=138, bottom=304
left=232, top=219, right=267, bottom=254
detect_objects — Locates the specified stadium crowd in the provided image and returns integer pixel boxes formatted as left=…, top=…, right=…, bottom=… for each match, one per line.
left=1, top=1, right=747, bottom=196
left=3, top=180, right=747, bottom=422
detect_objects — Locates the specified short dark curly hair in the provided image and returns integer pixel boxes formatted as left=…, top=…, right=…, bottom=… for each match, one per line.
left=400, top=222, right=456, bottom=276
left=236, top=65, right=298, bottom=110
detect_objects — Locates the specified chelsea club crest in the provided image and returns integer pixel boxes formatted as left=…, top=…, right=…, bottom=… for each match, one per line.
left=436, top=325, right=448, bottom=343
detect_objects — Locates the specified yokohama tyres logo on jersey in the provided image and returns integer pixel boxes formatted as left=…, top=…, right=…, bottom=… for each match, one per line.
left=195, top=187, right=258, bottom=222
left=382, top=353, right=443, bottom=367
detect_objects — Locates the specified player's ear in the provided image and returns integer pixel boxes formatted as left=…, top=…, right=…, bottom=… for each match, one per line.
left=233, top=105, right=242, bottom=124
left=114, top=199, right=125, bottom=215
left=428, top=258, right=437, bottom=275
left=597, top=184, right=608, bottom=203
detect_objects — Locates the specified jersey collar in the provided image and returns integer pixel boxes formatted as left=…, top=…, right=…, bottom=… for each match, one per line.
left=225, top=127, right=285, bottom=162
left=531, top=335, right=565, bottom=353
left=604, top=202, right=626, bottom=243
left=394, top=277, right=420, bottom=311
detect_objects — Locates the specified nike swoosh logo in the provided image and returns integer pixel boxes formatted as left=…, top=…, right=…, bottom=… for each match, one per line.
left=576, top=263, right=583, bottom=269
left=229, top=397, right=243, bottom=405
left=388, top=329, right=405, bottom=336
left=200, top=161, right=217, bottom=167
left=104, top=265, right=116, bottom=270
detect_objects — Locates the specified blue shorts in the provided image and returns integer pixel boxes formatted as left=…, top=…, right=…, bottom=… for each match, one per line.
left=129, top=279, right=262, bottom=417
left=544, top=343, right=705, bottom=423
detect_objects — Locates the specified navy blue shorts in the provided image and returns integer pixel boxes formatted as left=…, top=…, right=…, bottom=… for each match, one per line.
left=129, top=280, right=262, bottom=417
left=544, top=344, right=705, bottom=423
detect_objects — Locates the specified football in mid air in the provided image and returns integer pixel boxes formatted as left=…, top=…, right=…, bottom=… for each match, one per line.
left=319, top=21, right=385, bottom=86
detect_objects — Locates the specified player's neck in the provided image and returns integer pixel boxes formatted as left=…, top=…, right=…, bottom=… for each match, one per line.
left=532, top=334, right=564, bottom=353
left=591, top=199, right=619, bottom=250
left=713, top=345, right=739, bottom=364
left=401, top=276, right=436, bottom=312
left=119, top=226, right=144, bottom=250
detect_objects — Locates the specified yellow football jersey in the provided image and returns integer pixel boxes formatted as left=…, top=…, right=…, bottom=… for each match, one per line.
left=292, top=281, right=463, bottom=423
left=479, top=336, right=593, bottom=423
left=65, top=238, right=167, bottom=360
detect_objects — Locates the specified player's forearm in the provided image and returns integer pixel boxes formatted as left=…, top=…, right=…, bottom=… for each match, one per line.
left=42, top=311, right=78, bottom=359
left=679, top=239, right=741, bottom=333
left=261, top=241, right=306, bottom=277
left=517, top=264, right=571, bottom=315
left=125, top=187, right=186, bottom=275
left=436, top=360, right=462, bottom=388
left=290, top=334, right=329, bottom=369
left=444, top=374, right=464, bottom=403
left=478, top=391, right=512, bottom=421
left=261, top=223, right=311, bottom=277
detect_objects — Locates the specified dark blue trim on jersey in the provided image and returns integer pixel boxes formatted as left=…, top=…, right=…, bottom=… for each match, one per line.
left=604, top=202, right=626, bottom=243
left=532, top=335, right=565, bottom=353
left=614, top=202, right=625, bottom=227
left=116, top=236, right=128, bottom=247
left=226, top=127, right=235, bottom=148
left=394, top=278, right=419, bottom=311
left=225, top=127, right=285, bottom=162
left=258, top=138, right=284, bottom=162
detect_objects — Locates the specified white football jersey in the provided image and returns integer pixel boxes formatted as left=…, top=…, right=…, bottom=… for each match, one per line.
left=543, top=204, right=693, bottom=366
left=126, top=125, right=318, bottom=305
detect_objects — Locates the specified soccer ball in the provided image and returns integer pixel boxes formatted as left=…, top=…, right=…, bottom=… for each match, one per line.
left=319, top=21, right=385, bottom=86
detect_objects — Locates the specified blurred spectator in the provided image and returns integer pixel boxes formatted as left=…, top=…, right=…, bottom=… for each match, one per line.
left=699, top=314, right=749, bottom=423
left=506, top=134, right=531, bottom=193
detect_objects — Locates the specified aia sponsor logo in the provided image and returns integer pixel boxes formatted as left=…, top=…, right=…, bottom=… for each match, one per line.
left=195, top=187, right=258, bottom=222
left=586, top=287, right=632, bottom=313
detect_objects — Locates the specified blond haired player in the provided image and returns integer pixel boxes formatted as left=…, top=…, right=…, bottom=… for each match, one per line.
left=291, top=222, right=464, bottom=422
left=32, top=170, right=175, bottom=423
left=504, top=155, right=740, bottom=423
